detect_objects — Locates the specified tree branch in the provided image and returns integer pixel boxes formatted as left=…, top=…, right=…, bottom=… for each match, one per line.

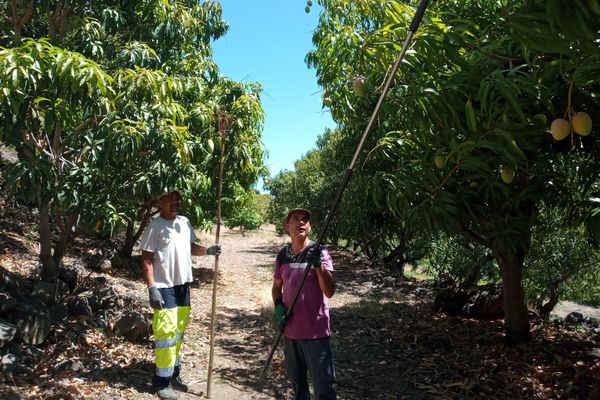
left=133, top=203, right=157, bottom=244
left=57, top=1, right=74, bottom=43
left=466, top=43, right=523, bottom=63
left=47, top=0, right=64, bottom=38
left=458, top=222, right=488, bottom=247
left=9, top=0, right=34, bottom=44
left=51, top=120, right=62, bottom=160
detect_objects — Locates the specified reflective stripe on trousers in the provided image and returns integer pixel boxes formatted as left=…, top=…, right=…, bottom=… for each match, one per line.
left=153, top=305, right=190, bottom=378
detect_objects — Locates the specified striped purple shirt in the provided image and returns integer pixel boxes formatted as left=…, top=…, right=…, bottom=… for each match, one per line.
left=274, top=241, right=333, bottom=339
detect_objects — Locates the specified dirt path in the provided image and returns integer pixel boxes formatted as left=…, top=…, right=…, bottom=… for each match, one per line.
left=176, top=224, right=600, bottom=400
left=167, top=224, right=400, bottom=400
left=172, top=225, right=428, bottom=400
left=553, top=301, right=600, bottom=320
left=173, top=225, right=291, bottom=400
left=2, top=222, right=599, bottom=399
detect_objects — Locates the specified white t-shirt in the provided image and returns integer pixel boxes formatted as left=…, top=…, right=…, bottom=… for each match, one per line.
left=139, top=215, right=197, bottom=288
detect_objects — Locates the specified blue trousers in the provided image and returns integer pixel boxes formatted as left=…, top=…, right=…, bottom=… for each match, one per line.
left=284, top=337, right=336, bottom=400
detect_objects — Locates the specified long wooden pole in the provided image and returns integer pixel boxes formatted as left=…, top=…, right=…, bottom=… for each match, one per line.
left=258, top=0, right=430, bottom=382
left=206, top=110, right=229, bottom=398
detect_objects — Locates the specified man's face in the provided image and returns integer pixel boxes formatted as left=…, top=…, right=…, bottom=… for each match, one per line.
left=285, top=211, right=311, bottom=239
left=159, top=191, right=181, bottom=217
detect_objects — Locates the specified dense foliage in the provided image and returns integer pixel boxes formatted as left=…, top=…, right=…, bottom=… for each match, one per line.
left=223, top=184, right=267, bottom=234
left=268, top=0, right=599, bottom=340
left=0, top=0, right=267, bottom=275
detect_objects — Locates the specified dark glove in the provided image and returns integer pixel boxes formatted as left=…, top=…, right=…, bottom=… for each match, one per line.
left=148, top=286, right=164, bottom=309
left=306, top=246, right=323, bottom=269
left=274, top=300, right=286, bottom=329
left=206, top=244, right=221, bottom=256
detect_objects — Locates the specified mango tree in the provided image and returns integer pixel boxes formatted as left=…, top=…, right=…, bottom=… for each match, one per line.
left=111, top=34, right=267, bottom=257
left=0, top=39, right=112, bottom=279
left=223, top=183, right=264, bottom=235
left=307, top=0, right=599, bottom=341
left=524, top=151, right=600, bottom=317
left=265, top=127, right=428, bottom=272
left=0, top=0, right=267, bottom=276
left=57, top=0, right=264, bottom=258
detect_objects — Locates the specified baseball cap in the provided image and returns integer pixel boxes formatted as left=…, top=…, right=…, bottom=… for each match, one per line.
left=284, top=208, right=311, bottom=224
left=158, top=188, right=181, bottom=199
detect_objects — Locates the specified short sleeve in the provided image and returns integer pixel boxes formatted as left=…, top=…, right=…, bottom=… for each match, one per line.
left=321, top=247, right=334, bottom=272
left=186, top=219, right=197, bottom=243
left=139, top=223, right=157, bottom=253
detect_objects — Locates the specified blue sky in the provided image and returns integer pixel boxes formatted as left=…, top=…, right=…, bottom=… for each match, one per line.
left=212, top=1, right=335, bottom=191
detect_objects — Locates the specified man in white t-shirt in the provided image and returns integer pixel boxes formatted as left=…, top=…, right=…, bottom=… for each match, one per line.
left=140, top=189, right=221, bottom=400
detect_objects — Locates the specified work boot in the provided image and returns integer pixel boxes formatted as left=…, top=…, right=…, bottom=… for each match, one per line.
left=156, top=384, right=178, bottom=400
left=171, top=375, right=189, bottom=392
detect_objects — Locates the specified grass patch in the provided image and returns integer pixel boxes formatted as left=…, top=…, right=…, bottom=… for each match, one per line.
left=404, top=265, right=434, bottom=281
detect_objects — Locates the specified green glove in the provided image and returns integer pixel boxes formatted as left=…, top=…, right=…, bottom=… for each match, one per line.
left=306, top=246, right=323, bottom=269
left=274, top=301, right=286, bottom=329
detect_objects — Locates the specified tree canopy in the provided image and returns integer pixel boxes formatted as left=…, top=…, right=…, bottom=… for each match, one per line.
left=0, top=0, right=267, bottom=275
left=267, top=0, right=599, bottom=341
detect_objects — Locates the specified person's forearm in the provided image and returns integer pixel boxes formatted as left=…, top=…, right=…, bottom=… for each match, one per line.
left=191, top=243, right=206, bottom=256
left=316, top=269, right=335, bottom=298
left=272, top=285, right=283, bottom=303
left=141, top=260, right=155, bottom=287
left=140, top=250, right=156, bottom=286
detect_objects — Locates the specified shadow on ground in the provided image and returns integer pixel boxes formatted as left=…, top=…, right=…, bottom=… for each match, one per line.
left=211, top=305, right=292, bottom=399
left=209, top=247, right=600, bottom=400
left=3, top=240, right=598, bottom=400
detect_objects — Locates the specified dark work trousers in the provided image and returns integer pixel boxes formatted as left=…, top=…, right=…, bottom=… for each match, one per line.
left=284, top=336, right=336, bottom=400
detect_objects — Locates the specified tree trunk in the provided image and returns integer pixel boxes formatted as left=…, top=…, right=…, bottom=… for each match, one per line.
left=384, top=256, right=406, bottom=278
left=121, top=220, right=136, bottom=258
left=463, top=263, right=481, bottom=286
left=121, top=204, right=156, bottom=258
left=463, top=253, right=493, bottom=286
left=382, top=226, right=419, bottom=279
left=52, top=212, right=78, bottom=266
left=328, top=231, right=339, bottom=247
left=360, top=241, right=375, bottom=259
left=383, top=246, right=407, bottom=279
left=493, top=241, right=530, bottom=343
left=9, top=0, right=35, bottom=46
left=540, top=284, right=559, bottom=320
left=39, top=202, right=59, bottom=280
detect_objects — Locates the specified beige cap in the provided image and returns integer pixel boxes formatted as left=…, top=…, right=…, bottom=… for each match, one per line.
left=284, top=208, right=311, bottom=225
left=158, top=188, right=181, bottom=199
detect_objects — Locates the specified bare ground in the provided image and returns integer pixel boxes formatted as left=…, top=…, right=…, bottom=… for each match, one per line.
left=1, top=221, right=599, bottom=400
left=553, top=301, right=600, bottom=321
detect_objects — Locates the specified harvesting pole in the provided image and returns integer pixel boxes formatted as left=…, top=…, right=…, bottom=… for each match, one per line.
left=258, top=0, right=430, bottom=383
left=206, top=106, right=231, bottom=398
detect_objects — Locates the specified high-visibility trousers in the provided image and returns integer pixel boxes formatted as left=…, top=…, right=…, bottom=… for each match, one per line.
left=153, top=283, right=190, bottom=383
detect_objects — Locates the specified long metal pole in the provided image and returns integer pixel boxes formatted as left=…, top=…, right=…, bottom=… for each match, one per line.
left=207, top=112, right=228, bottom=398
left=258, top=0, right=430, bottom=382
